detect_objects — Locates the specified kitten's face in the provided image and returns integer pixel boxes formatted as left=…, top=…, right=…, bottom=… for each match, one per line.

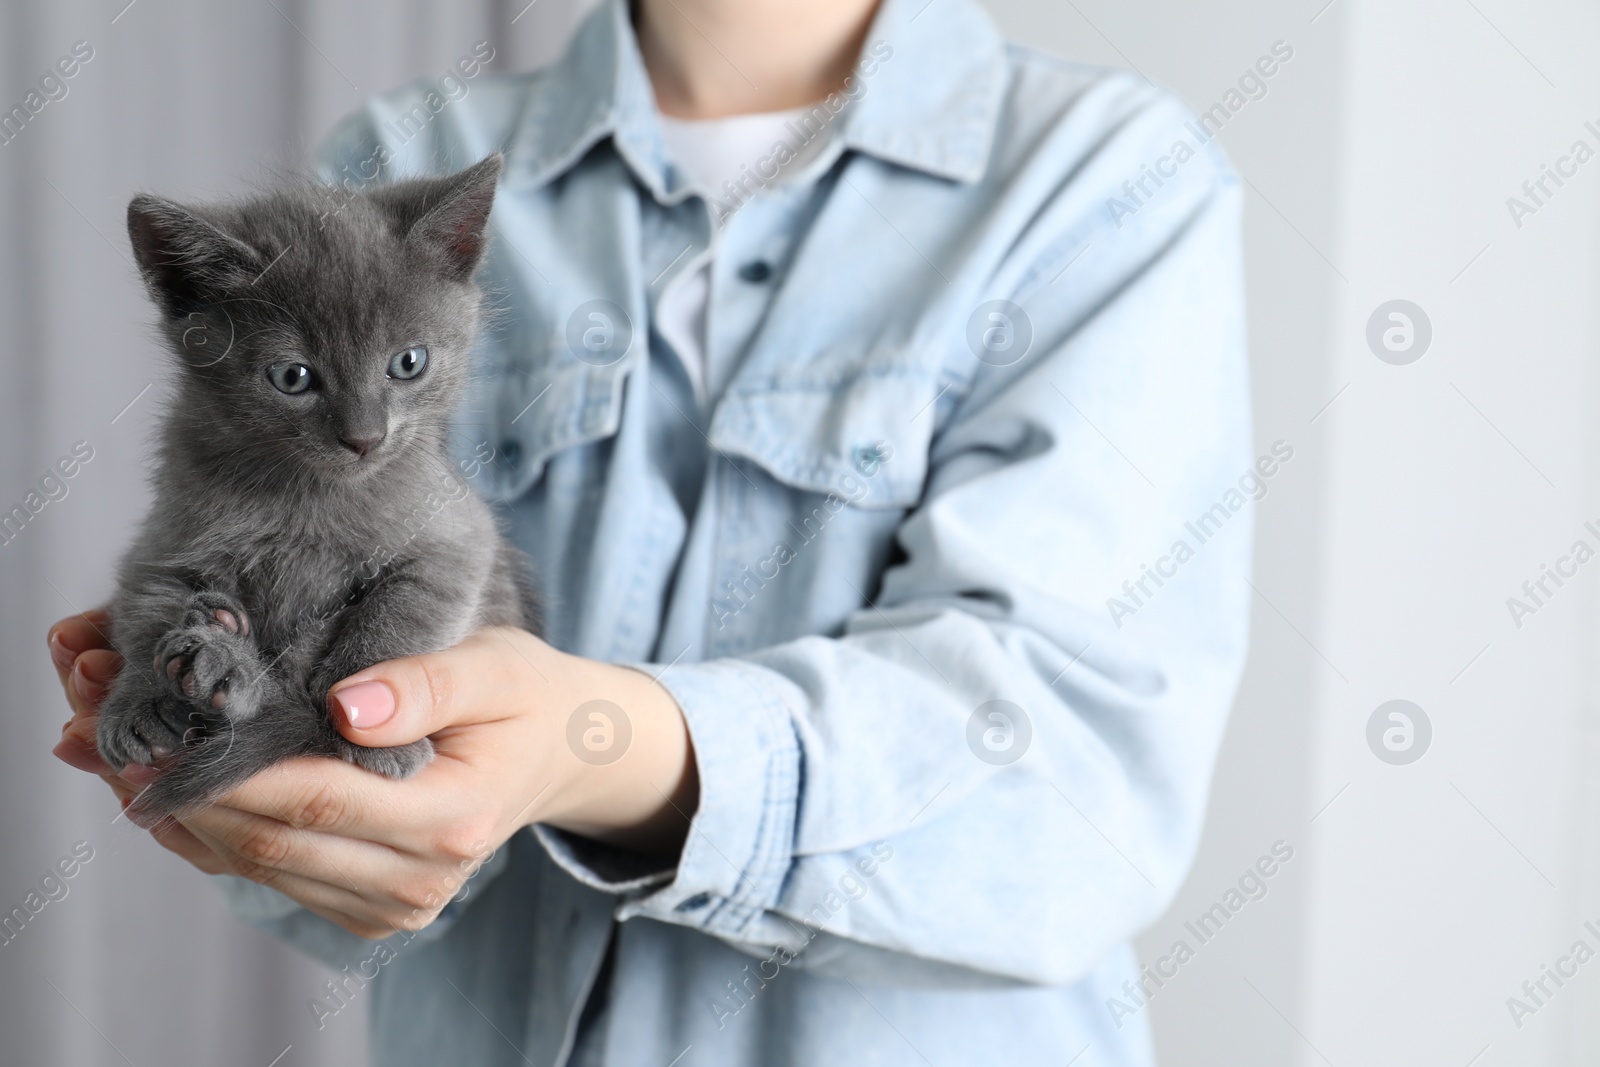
left=128, top=156, right=502, bottom=488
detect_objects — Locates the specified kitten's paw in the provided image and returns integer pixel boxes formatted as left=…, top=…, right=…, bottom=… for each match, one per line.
left=155, top=627, right=255, bottom=718
left=337, top=737, right=434, bottom=779
left=155, top=594, right=262, bottom=721
left=96, top=685, right=184, bottom=770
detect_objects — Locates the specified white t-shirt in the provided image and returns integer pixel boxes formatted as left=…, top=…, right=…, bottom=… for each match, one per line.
left=655, top=105, right=835, bottom=404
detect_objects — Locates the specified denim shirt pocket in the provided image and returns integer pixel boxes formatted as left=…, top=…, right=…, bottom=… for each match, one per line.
left=454, top=352, right=637, bottom=505
left=706, top=368, right=943, bottom=509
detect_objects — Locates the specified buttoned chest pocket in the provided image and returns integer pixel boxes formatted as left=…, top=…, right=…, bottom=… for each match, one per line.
left=706, top=370, right=943, bottom=509
left=456, top=359, right=629, bottom=505
left=697, top=370, right=947, bottom=653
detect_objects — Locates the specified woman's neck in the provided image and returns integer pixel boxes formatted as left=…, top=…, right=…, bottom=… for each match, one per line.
left=634, top=0, right=881, bottom=119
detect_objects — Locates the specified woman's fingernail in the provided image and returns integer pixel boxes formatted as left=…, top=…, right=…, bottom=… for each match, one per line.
left=331, top=681, right=396, bottom=729
left=72, top=664, right=104, bottom=705
left=48, top=632, right=76, bottom=672
left=79, top=654, right=117, bottom=684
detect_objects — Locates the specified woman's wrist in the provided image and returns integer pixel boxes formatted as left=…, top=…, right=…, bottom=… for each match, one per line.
left=523, top=642, right=699, bottom=859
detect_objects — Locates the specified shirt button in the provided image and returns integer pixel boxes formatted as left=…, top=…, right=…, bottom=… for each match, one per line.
left=675, top=892, right=713, bottom=912
left=498, top=438, right=523, bottom=469
left=853, top=443, right=885, bottom=475
left=737, top=260, right=773, bottom=283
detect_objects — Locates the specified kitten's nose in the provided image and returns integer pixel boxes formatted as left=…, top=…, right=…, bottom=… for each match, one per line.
left=340, top=433, right=385, bottom=457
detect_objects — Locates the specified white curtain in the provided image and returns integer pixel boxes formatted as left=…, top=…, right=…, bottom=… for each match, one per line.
left=0, top=2, right=591, bottom=1063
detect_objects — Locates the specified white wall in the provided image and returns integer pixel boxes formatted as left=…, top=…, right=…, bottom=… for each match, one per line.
left=1305, top=1, right=1600, bottom=1064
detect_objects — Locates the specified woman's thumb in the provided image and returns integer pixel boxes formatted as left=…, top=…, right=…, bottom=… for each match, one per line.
left=328, top=653, right=458, bottom=746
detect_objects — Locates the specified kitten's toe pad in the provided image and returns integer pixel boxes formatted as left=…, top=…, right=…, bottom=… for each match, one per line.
left=338, top=737, right=434, bottom=779
left=185, top=592, right=251, bottom=637
left=209, top=606, right=247, bottom=636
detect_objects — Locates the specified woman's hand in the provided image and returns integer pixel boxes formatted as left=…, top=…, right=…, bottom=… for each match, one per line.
left=49, top=618, right=698, bottom=939
left=49, top=610, right=233, bottom=872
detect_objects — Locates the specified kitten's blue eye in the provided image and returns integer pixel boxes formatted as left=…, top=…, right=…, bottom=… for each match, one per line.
left=267, top=363, right=313, bottom=395
left=388, top=346, right=428, bottom=380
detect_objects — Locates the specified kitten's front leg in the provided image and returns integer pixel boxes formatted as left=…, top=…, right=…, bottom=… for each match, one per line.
left=99, top=589, right=274, bottom=770
left=309, top=567, right=483, bottom=780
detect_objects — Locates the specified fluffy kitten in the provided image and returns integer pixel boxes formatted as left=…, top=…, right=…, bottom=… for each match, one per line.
left=97, top=155, right=538, bottom=818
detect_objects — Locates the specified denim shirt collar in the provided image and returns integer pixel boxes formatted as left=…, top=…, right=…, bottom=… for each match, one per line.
left=501, top=0, right=1009, bottom=196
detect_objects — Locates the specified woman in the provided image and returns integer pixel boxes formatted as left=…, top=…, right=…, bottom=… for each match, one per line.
left=49, top=0, right=1252, bottom=1063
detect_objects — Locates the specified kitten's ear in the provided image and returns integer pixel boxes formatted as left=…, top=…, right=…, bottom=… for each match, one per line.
left=127, top=196, right=263, bottom=317
left=378, top=154, right=503, bottom=280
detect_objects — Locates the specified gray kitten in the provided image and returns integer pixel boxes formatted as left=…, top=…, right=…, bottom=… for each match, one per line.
left=97, top=155, right=538, bottom=819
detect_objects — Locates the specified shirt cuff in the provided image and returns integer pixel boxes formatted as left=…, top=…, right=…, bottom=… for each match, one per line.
left=532, top=656, right=802, bottom=942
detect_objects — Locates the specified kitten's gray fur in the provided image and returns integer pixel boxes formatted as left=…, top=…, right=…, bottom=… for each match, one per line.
left=97, top=155, right=538, bottom=819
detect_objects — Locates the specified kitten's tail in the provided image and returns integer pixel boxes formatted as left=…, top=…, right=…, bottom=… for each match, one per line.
left=128, top=703, right=334, bottom=822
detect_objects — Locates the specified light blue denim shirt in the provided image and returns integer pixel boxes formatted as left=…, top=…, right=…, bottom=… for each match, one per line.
left=218, top=1, right=1253, bottom=1063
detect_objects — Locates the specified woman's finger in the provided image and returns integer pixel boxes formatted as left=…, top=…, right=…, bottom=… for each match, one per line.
left=92, top=773, right=227, bottom=873
left=53, top=711, right=115, bottom=775
left=182, top=821, right=421, bottom=936
left=101, top=779, right=227, bottom=873
left=46, top=610, right=113, bottom=685
left=145, top=814, right=234, bottom=874
left=297, top=901, right=399, bottom=942
left=66, top=649, right=122, bottom=717
left=212, top=754, right=479, bottom=854
left=52, top=651, right=124, bottom=778
left=180, top=800, right=417, bottom=900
